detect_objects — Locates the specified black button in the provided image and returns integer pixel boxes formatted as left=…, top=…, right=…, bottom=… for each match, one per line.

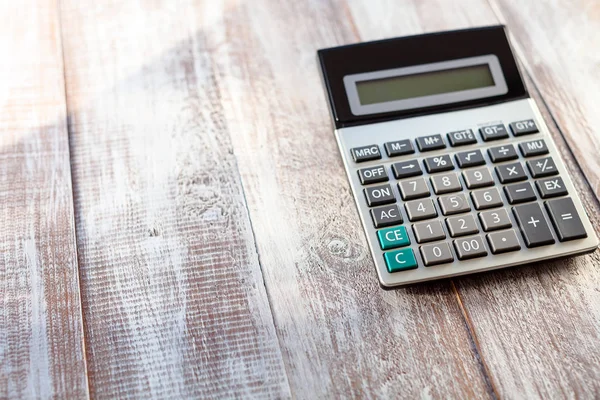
left=370, top=204, right=403, bottom=228
left=392, top=160, right=422, bottom=179
left=495, top=162, right=527, bottom=183
left=510, top=119, right=539, bottom=136
left=358, top=165, right=388, bottom=185
left=504, top=182, right=536, bottom=204
left=447, top=129, right=477, bottom=147
left=350, top=145, right=381, bottom=162
left=488, top=144, right=518, bottom=163
left=479, top=124, right=509, bottom=141
left=519, top=139, right=548, bottom=157
left=536, top=176, right=568, bottom=199
left=423, top=154, right=454, bottom=173
left=384, top=139, right=414, bottom=157
left=455, top=149, right=485, bottom=168
left=545, top=197, right=587, bottom=241
left=512, top=203, right=555, bottom=248
left=526, top=157, right=558, bottom=178
left=416, top=134, right=445, bottom=152
left=364, top=184, right=395, bottom=207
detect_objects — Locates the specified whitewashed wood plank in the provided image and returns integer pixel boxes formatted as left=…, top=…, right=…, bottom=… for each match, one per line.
left=0, top=0, right=89, bottom=398
left=59, top=0, right=290, bottom=398
left=211, top=0, right=495, bottom=397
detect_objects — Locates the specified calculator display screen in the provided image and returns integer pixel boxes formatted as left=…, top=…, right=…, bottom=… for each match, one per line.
left=355, top=64, right=494, bottom=106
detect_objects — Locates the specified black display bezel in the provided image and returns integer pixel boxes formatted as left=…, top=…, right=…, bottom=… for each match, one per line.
left=317, top=26, right=528, bottom=129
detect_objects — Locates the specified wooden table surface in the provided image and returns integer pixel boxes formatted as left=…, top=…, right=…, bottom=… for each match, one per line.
left=1, top=0, right=600, bottom=398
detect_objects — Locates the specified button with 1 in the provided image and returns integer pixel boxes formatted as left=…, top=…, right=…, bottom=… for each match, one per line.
left=412, top=220, right=446, bottom=243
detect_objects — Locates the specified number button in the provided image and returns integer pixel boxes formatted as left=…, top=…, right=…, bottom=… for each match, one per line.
left=545, top=197, right=587, bottom=241
left=384, top=248, right=418, bottom=273
left=416, top=134, right=445, bottom=152
left=536, top=176, right=568, bottom=199
left=384, top=139, right=414, bottom=157
left=455, top=149, right=485, bottom=168
left=377, top=226, right=410, bottom=250
left=471, top=188, right=503, bottom=210
left=358, top=165, right=388, bottom=185
left=504, top=182, right=536, bottom=204
left=447, top=129, right=477, bottom=147
left=405, top=199, right=438, bottom=222
left=423, top=154, right=454, bottom=173
left=420, top=243, right=454, bottom=266
left=364, top=184, right=396, bottom=207
left=438, top=193, right=471, bottom=215
left=495, top=162, right=527, bottom=184
left=370, top=205, right=403, bottom=228
left=486, top=229, right=521, bottom=254
left=412, top=220, right=446, bottom=243
left=462, top=167, right=494, bottom=189
left=479, top=124, right=509, bottom=141
left=527, top=157, right=558, bottom=178
left=392, top=160, right=423, bottom=179
left=446, top=214, right=479, bottom=237
left=430, top=173, right=462, bottom=195
left=351, top=145, right=381, bottom=162
left=479, top=208, right=512, bottom=231
left=488, top=144, right=518, bottom=163
left=509, top=119, right=538, bottom=136
left=453, top=236, right=488, bottom=260
left=519, top=139, right=548, bottom=157
left=398, top=177, right=430, bottom=200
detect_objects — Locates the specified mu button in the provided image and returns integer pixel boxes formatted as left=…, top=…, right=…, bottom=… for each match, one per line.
left=377, top=226, right=410, bottom=250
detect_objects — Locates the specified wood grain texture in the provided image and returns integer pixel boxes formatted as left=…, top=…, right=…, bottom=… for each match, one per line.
left=0, top=0, right=89, bottom=398
left=346, top=0, right=600, bottom=397
left=211, top=0, right=496, bottom=397
left=59, top=0, right=290, bottom=398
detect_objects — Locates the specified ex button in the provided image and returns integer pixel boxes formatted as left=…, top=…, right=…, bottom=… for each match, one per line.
left=351, top=144, right=381, bottom=162
left=377, top=226, right=410, bottom=250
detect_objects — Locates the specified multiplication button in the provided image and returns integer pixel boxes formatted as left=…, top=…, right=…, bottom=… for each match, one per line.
left=510, top=119, right=538, bottom=136
left=479, top=124, right=509, bottom=141
left=420, top=243, right=454, bottom=266
left=351, top=144, right=381, bottom=162
left=416, top=134, right=445, bottom=152
left=495, top=162, right=527, bottom=184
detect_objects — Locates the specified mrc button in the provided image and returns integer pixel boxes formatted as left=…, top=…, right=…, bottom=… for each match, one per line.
left=350, top=144, right=381, bottom=162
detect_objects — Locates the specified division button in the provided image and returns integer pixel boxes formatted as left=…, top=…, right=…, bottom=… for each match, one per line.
left=471, top=187, right=503, bottom=210
left=377, top=226, right=410, bottom=250
left=455, top=149, right=486, bottom=168
left=370, top=204, right=403, bottom=228
left=351, top=144, right=381, bottom=162
left=384, top=248, right=418, bottom=273
left=420, top=242, right=454, bottom=266
left=479, top=208, right=512, bottom=231
left=358, top=165, right=388, bottom=185
left=504, top=182, right=537, bottom=204
left=446, top=214, right=479, bottom=237
left=416, top=134, right=446, bottom=152
left=384, top=139, right=415, bottom=157
left=405, top=198, right=438, bottom=221
left=364, top=184, right=396, bottom=207
left=453, top=236, right=488, bottom=260
left=463, top=167, right=494, bottom=189
left=438, top=193, right=471, bottom=215
left=510, top=119, right=539, bottom=136
left=512, top=203, right=555, bottom=248
left=479, top=124, right=509, bottom=141
left=423, top=154, right=454, bottom=173
left=447, top=129, right=477, bottom=147
left=495, top=162, right=527, bottom=183
left=519, top=139, right=549, bottom=157
left=398, top=177, right=430, bottom=200
left=430, top=173, right=462, bottom=194
left=488, top=144, right=518, bottom=163
left=412, top=220, right=446, bottom=243
left=486, top=229, right=521, bottom=254
left=536, top=176, right=568, bottom=199
left=526, top=157, right=558, bottom=178
left=392, top=159, right=423, bottom=179
left=545, top=197, right=587, bottom=241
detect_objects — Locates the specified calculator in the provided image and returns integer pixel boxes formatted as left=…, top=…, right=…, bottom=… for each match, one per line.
left=317, top=26, right=598, bottom=288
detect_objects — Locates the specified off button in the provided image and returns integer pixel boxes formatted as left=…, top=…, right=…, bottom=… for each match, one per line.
left=377, top=226, right=410, bottom=250
left=384, top=249, right=418, bottom=273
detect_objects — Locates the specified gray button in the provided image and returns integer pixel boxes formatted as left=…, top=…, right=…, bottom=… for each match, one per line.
left=384, top=139, right=414, bottom=157
left=512, top=203, right=555, bottom=248
left=495, top=162, right=527, bottom=184
left=479, top=124, right=509, bottom=141
left=398, top=177, right=430, bottom=200
left=471, top=188, right=503, bottom=210
left=392, top=159, right=423, bottom=179
left=358, top=165, right=388, bottom=185
left=479, top=208, right=512, bottom=231
left=420, top=242, right=454, bottom=266
left=371, top=204, right=403, bottom=228
left=545, top=197, right=587, bottom=241
left=455, top=149, right=485, bottom=168
left=416, top=134, right=445, bottom=152
left=453, top=236, right=488, bottom=260
left=405, top=198, right=437, bottom=222
left=438, top=193, right=471, bottom=215
left=412, top=220, right=446, bottom=243
left=504, top=182, right=536, bottom=204
left=519, top=139, right=548, bottom=157
left=351, top=144, right=381, bottom=162
left=430, top=173, right=462, bottom=195
left=509, top=119, right=538, bottom=136
left=463, top=167, right=494, bottom=189
left=488, top=144, right=518, bottom=163
left=423, top=154, right=454, bottom=174
left=536, top=176, right=568, bottom=199
left=526, top=157, right=557, bottom=178
left=446, top=214, right=479, bottom=237
left=364, top=184, right=396, bottom=207
left=486, top=229, right=521, bottom=254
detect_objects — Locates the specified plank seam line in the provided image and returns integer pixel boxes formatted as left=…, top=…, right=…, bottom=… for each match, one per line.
left=450, top=280, right=500, bottom=400
left=486, top=0, right=600, bottom=214
left=55, top=0, right=92, bottom=397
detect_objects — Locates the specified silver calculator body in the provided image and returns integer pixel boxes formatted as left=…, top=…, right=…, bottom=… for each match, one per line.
left=318, top=26, right=598, bottom=288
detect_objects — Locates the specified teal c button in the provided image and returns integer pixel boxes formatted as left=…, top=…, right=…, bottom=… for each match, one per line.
left=377, top=226, right=410, bottom=250
left=384, top=249, right=418, bottom=273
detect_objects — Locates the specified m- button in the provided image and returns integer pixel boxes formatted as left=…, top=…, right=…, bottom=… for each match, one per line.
left=351, top=144, right=381, bottom=162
